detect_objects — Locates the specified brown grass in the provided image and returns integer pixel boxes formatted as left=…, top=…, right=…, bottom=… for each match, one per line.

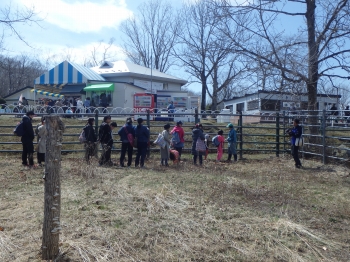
left=0, top=152, right=350, bottom=261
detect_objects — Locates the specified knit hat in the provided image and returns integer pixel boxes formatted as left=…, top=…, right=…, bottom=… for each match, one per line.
left=227, top=123, right=234, bottom=128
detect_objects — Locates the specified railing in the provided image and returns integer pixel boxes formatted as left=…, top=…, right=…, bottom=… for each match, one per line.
left=0, top=108, right=349, bottom=164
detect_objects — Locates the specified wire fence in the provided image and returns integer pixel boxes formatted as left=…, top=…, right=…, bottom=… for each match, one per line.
left=0, top=109, right=349, bottom=164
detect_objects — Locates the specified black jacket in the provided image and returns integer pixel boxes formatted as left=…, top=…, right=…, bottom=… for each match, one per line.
left=84, top=124, right=97, bottom=143
left=99, top=122, right=113, bottom=145
left=21, top=115, right=34, bottom=141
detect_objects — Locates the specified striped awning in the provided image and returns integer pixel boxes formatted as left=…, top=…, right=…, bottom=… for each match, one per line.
left=31, top=89, right=64, bottom=98
left=34, top=60, right=106, bottom=85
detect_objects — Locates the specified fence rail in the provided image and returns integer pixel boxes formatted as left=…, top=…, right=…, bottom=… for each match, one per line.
left=0, top=109, right=349, bottom=164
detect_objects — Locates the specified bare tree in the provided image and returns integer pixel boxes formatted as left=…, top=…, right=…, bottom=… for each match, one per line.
left=0, top=2, right=40, bottom=48
left=219, top=0, right=350, bottom=131
left=85, top=38, right=121, bottom=67
left=0, top=54, right=45, bottom=97
left=120, top=0, right=179, bottom=72
left=174, top=0, right=246, bottom=112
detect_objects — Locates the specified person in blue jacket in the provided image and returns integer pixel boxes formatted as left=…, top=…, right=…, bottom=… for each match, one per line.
left=226, top=123, right=237, bottom=162
left=287, top=118, right=303, bottom=168
left=118, top=117, right=135, bottom=167
left=134, top=118, right=150, bottom=168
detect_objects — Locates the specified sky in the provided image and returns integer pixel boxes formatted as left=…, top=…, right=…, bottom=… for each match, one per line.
left=2, top=0, right=346, bottom=95
left=1, top=0, right=208, bottom=91
left=0, top=0, right=206, bottom=95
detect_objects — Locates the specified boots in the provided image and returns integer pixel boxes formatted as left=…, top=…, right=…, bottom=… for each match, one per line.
left=227, top=154, right=232, bottom=162
left=234, top=154, right=237, bottom=161
left=161, top=159, right=164, bottom=166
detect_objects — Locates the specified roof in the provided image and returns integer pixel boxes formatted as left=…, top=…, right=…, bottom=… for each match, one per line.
left=91, top=61, right=187, bottom=85
left=34, top=61, right=106, bottom=85
left=3, top=86, right=33, bottom=98
left=224, top=90, right=341, bottom=102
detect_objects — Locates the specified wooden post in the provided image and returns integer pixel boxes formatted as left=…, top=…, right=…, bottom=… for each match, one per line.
left=239, top=111, right=243, bottom=159
left=42, top=115, right=64, bottom=260
left=276, top=111, right=280, bottom=157
left=195, top=108, right=199, bottom=124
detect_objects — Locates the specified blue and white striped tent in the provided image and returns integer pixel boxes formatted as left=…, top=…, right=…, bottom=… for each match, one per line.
left=34, top=61, right=106, bottom=85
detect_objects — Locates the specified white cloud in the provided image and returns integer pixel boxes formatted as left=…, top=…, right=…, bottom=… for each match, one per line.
left=35, top=41, right=128, bottom=68
left=19, top=0, right=133, bottom=33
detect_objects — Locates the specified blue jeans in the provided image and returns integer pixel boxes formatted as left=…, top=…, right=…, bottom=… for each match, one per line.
left=135, top=142, right=148, bottom=167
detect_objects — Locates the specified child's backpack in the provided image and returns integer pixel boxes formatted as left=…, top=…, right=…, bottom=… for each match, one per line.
left=212, top=135, right=220, bottom=147
left=13, top=121, right=24, bottom=137
left=171, top=131, right=180, bottom=145
left=124, top=126, right=134, bottom=146
left=79, top=129, right=86, bottom=143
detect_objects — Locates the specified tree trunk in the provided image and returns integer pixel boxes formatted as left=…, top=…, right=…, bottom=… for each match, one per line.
left=211, top=66, right=219, bottom=111
left=306, top=0, right=319, bottom=137
left=201, top=72, right=207, bottom=112
left=42, top=115, right=63, bottom=260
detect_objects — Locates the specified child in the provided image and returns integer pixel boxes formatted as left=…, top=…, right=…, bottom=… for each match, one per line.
left=216, top=130, right=225, bottom=162
left=169, top=149, right=180, bottom=164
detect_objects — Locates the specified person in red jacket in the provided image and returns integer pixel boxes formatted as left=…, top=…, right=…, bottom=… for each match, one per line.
left=170, top=121, right=185, bottom=160
left=216, top=130, right=225, bottom=162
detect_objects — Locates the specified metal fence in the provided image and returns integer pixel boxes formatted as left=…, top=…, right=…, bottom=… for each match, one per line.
left=0, top=109, right=349, bottom=164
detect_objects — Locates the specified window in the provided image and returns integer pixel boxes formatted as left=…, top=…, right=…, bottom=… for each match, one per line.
left=247, top=100, right=259, bottom=110
left=90, top=91, right=113, bottom=107
left=261, top=99, right=280, bottom=111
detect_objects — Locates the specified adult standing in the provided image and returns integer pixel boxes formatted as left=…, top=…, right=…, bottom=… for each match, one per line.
left=118, top=117, right=135, bottom=167
left=76, top=97, right=84, bottom=117
left=83, top=118, right=97, bottom=164
left=99, top=117, right=117, bottom=166
left=167, top=101, right=175, bottom=120
left=160, top=124, right=171, bottom=166
left=287, top=119, right=303, bottom=168
left=37, top=117, right=47, bottom=167
left=226, top=123, right=237, bottom=162
left=134, top=118, right=150, bottom=168
left=99, top=115, right=111, bottom=142
left=330, top=103, right=339, bottom=123
left=171, top=121, right=185, bottom=160
left=21, top=111, right=35, bottom=168
left=84, top=97, right=91, bottom=113
left=98, top=115, right=111, bottom=165
left=191, top=123, right=205, bottom=166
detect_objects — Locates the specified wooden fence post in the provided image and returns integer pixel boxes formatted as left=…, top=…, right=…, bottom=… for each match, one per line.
left=322, top=109, right=327, bottom=164
left=276, top=111, right=280, bottom=157
left=42, top=115, right=64, bottom=260
left=239, top=111, right=243, bottom=159
left=195, top=108, right=199, bottom=124
left=147, top=110, right=151, bottom=158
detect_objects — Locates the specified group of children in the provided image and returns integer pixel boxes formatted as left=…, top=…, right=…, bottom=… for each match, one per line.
left=156, top=121, right=238, bottom=166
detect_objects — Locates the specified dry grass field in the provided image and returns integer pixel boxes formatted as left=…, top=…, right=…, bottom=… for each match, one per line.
left=0, top=152, right=350, bottom=262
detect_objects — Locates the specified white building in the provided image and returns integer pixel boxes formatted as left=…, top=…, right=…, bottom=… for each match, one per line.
left=32, top=60, right=194, bottom=109
left=224, top=90, right=341, bottom=114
